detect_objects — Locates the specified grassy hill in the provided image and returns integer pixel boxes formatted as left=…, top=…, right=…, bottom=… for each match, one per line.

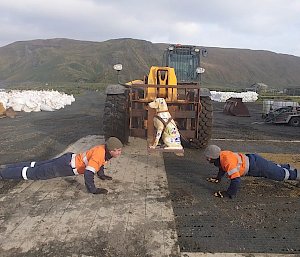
left=0, top=38, right=300, bottom=90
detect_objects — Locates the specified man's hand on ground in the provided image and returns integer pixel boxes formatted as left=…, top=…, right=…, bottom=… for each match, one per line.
left=206, top=177, right=219, bottom=183
left=97, top=174, right=112, bottom=180
left=93, top=188, right=108, bottom=194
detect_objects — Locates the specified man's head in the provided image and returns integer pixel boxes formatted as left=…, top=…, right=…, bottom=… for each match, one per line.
left=106, top=137, right=123, bottom=158
left=204, top=145, right=221, bottom=162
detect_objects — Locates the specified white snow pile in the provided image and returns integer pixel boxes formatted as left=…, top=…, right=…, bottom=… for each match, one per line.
left=0, top=89, right=257, bottom=113
left=210, top=91, right=258, bottom=102
left=0, top=90, right=75, bottom=112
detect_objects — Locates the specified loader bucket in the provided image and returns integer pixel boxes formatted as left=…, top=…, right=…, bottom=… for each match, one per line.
left=223, top=97, right=250, bottom=117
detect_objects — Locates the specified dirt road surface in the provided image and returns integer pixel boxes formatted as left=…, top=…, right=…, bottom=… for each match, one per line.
left=0, top=91, right=299, bottom=256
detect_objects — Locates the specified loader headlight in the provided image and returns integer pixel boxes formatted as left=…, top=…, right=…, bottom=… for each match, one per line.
left=113, top=64, right=123, bottom=71
left=196, top=67, right=205, bottom=74
left=168, top=46, right=174, bottom=51
left=194, top=48, right=200, bottom=52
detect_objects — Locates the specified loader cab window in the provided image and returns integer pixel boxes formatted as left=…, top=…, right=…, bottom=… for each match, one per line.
left=163, top=50, right=200, bottom=83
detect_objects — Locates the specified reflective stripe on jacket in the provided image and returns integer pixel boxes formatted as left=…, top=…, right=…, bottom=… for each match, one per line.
left=220, top=151, right=250, bottom=179
left=71, top=145, right=106, bottom=174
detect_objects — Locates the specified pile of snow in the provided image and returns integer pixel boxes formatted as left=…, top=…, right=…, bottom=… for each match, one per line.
left=210, top=91, right=258, bottom=102
left=0, top=89, right=257, bottom=113
left=0, top=90, right=75, bottom=112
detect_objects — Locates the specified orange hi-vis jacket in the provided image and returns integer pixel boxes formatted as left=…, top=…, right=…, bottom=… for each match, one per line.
left=220, top=151, right=250, bottom=179
left=70, top=145, right=107, bottom=174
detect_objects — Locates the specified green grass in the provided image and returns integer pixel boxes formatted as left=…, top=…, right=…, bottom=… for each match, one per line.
left=5, top=82, right=107, bottom=95
left=4, top=82, right=300, bottom=104
left=258, top=94, right=300, bottom=103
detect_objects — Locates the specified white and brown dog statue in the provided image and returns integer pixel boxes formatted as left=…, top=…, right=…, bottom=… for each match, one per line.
left=148, top=98, right=183, bottom=150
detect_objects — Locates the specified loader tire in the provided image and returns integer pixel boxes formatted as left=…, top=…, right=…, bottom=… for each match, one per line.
left=103, top=93, right=129, bottom=144
left=191, top=96, right=213, bottom=149
left=289, top=116, right=300, bottom=127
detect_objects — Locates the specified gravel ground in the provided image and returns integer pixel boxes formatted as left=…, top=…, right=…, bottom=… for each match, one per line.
left=212, top=101, right=300, bottom=142
left=0, top=92, right=299, bottom=255
left=0, top=90, right=105, bottom=164
left=165, top=101, right=300, bottom=254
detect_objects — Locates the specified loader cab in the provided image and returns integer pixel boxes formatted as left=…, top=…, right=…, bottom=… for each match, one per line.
left=162, top=45, right=207, bottom=83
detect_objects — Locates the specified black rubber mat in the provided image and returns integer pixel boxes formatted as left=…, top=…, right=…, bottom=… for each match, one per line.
left=164, top=149, right=300, bottom=254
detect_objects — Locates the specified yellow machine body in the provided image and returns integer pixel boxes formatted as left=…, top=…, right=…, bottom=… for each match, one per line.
left=145, top=66, right=178, bottom=101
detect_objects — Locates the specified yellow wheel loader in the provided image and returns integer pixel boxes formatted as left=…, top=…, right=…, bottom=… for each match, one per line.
left=103, top=44, right=212, bottom=150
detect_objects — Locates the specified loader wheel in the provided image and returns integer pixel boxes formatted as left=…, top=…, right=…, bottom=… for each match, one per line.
left=103, top=93, right=129, bottom=144
left=191, top=96, right=213, bottom=149
left=289, top=117, right=300, bottom=127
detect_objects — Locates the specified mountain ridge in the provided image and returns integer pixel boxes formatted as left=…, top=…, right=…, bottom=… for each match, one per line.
left=0, top=38, right=300, bottom=90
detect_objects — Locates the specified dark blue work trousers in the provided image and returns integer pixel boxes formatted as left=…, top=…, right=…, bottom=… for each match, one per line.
left=0, top=152, right=75, bottom=180
left=247, top=154, right=298, bottom=181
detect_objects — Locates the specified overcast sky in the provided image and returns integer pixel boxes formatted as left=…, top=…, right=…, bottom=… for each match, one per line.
left=0, top=0, right=299, bottom=57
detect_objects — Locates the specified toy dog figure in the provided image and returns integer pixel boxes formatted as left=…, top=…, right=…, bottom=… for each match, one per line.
left=148, top=98, right=183, bottom=149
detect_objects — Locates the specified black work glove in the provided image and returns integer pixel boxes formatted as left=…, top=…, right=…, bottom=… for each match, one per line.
left=97, top=166, right=112, bottom=180
left=93, top=188, right=108, bottom=195
left=214, top=191, right=232, bottom=199
left=206, top=177, right=220, bottom=183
